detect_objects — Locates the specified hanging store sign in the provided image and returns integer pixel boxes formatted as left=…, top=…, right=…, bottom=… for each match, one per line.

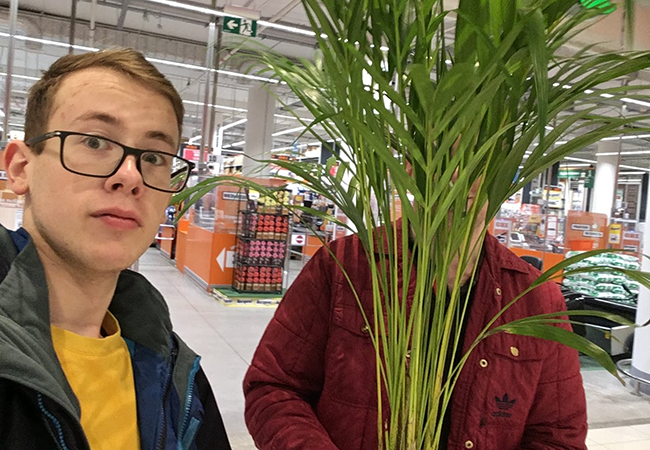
left=223, top=16, right=258, bottom=37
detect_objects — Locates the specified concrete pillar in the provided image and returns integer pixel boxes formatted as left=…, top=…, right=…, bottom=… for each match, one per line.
left=242, top=83, right=276, bottom=177
left=632, top=192, right=650, bottom=393
left=592, top=142, right=619, bottom=218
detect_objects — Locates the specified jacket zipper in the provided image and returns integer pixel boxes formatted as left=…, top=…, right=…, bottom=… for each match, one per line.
left=179, top=356, right=201, bottom=441
left=37, top=393, right=90, bottom=450
left=154, top=347, right=177, bottom=450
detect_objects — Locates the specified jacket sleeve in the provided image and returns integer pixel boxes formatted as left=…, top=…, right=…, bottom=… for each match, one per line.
left=518, top=282, right=588, bottom=450
left=243, top=246, right=339, bottom=450
left=194, top=368, right=232, bottom=450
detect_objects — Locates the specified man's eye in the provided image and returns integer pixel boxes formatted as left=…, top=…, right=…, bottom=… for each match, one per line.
left=143, top=153, right=167, bottom=166
left=83, top=136, right=109, bottom=150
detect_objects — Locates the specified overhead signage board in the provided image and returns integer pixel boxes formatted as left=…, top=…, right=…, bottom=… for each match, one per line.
left=223, top=16, right=258, bottom=37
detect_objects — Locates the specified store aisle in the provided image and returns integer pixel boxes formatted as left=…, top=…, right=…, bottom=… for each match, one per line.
left=139, top=248, right=650, bottom=450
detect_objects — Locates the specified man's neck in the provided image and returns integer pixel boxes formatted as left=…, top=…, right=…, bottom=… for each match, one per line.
left=39, top=249, right=119, bottom=339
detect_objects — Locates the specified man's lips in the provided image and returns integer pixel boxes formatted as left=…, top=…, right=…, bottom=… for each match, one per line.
left=91, top=208, right=143, bottom=227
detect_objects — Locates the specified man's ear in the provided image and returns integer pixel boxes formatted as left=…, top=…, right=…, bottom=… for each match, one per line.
left=405, top=160, right=413, bottom=176
left=4, top=140, right=32, bottom=196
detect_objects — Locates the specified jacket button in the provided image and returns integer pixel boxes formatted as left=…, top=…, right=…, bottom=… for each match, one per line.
left=406, top=350, right=411, bottom=359
left=510, top=346, right=520, bottom=357
left=479, top=359, right=488, bottom=368
left=361, top=325, right=370, bottom=334
left=496, top=287, right=502, bottom=296
left=465, top=440, right=474, bottom=449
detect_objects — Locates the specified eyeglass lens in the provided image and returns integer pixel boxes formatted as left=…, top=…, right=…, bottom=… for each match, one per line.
left=62, top=134, right=189, bottom=192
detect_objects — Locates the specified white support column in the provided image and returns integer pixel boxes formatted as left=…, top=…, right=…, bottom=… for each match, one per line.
left=242, top=83, right=276, bottom=177
left=632, top=183, right=650, bottom=393
left=592, top=142, right=619, bottom=219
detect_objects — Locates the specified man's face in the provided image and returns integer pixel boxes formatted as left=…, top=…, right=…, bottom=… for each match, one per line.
left=7, top=68, right=178, bottom=273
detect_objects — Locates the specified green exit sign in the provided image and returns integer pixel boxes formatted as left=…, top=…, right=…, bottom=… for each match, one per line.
left=579, top=0, right=616, bottom=14
left=223, top=16, right=258, bottom=37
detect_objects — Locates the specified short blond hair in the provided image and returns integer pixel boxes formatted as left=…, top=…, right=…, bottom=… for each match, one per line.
left=25, top=48, right=184, bottom=153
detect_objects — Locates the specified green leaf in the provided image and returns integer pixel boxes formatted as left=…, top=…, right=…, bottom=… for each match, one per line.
left=492, top=322, right=624, bottom=383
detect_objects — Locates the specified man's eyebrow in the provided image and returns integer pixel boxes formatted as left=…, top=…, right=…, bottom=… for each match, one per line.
left=75, top=111, right=122, bottom=126
left=146, top=130, right=177, bottom=151
left=74, top=111, right=177, bottom=150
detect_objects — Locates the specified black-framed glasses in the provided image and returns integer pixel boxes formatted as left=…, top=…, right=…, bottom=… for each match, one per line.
left=24, top=131, right=195, bottom=193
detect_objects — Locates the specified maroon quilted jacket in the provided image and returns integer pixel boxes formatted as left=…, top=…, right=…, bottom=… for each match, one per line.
left=244, top=232, right=587, bottom=450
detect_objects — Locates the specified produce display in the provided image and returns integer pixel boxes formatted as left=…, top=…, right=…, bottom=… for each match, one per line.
left=563, top=251, right=640, bottom=304
left=238, top=211, right=290, bottom=241
left=233, top=266, right=283, bottom=293
left=235, top=240, right=287, bottom=266
left=233, top=191, right=290, bottom=295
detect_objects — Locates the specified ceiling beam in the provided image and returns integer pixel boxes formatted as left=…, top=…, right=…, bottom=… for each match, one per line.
left=117, top=0, right=131, bottom=29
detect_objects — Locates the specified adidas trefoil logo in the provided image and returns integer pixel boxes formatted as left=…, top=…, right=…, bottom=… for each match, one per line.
left=492, top=393, right=516, bottom=418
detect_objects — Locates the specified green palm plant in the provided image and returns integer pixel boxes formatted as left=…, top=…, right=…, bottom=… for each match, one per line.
left=175, top=1, right=650, bottom=448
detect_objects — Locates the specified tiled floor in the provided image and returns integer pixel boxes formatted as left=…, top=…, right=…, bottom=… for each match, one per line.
left=139, top=248, right=650, bottom=450
left=587, top=424, right=650, bottom=449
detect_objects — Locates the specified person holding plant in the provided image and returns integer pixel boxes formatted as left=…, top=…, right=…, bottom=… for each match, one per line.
left=244, top=191, right=587, bottom=450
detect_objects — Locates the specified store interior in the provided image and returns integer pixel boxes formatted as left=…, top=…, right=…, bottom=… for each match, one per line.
left=2, top=1, right=650, bottom=449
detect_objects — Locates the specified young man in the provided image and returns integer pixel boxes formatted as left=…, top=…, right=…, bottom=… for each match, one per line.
left=244, top=203, right=588, bottom=448
left=0, top=48, right=230, bottom=450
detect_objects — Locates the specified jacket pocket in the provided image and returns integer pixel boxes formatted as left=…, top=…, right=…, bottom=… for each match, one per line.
left=482, top=334, right=544, bottom=429
left=326, top=298, right=379, bottom=407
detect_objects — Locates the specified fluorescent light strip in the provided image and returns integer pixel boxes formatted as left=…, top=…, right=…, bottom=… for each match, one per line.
left=619, top=180, right=643, bottom=184
left=565, top=156, right=597, bottom=164
left=182, top=100, right=248, bottom=112
left=0, top=72, right=40, bottom=81
left=600, top=93, right=615, bottom=99
left=619, top=172, right=645, bottom=175
left=258, top=20, right=315, bottom=36
left=560, top=163, right=593, bottom=167
left=215, top=68, right=278, bottom=83
left=598, top=150, right=650, bottom=156
left=221, top=118, right=247, bottom=131
left=620, top=164, right=650, bottom=172
left=621, top=98, right=650, bottom=108
left=272, top=126, right=306, bottom=137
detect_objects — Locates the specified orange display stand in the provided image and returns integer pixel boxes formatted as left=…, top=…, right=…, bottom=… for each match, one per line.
left=183, top=224, right=237, bottom=290
left=158, top=225, right=175, bottom=258
left=565, top=211, right=608, bottom=251
left=179, top=177, right=286, bottom=291
left=175, top=219, right=189, bottom=274
left=303, top=234, right=324, bottom=258
left=509, top=247, right=565, bottom=273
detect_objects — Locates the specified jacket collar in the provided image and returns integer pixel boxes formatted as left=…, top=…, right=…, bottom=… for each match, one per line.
left=372, top=219, right=530, bottom=276
left=0, top=225, right=174, bottom=416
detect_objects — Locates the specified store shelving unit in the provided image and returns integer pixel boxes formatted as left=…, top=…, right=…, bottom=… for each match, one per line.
left=232, top=192, right=290, bottom=294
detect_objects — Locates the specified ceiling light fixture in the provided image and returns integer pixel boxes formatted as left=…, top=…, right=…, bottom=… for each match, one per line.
left=621, top=97, right=650, bottom=108
left=221, top=118, right=247, bottom=131
left=620, top=164, right=650, bottom=172
left=565, top=156, right=597, bottom=164
left=272, top=126, right=306, bottom=137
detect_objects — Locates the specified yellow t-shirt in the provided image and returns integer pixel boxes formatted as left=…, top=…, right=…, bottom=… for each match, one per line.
left=51, top=312, right=140, bottom=450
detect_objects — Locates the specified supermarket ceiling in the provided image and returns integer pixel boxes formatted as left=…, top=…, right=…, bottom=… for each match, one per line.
left=0, top=0, right=650, bottom=175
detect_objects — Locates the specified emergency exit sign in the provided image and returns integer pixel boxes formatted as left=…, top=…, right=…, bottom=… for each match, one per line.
left=579, top=0, right=615, bottom=14
left=223, top=16, right=258, bottom=37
